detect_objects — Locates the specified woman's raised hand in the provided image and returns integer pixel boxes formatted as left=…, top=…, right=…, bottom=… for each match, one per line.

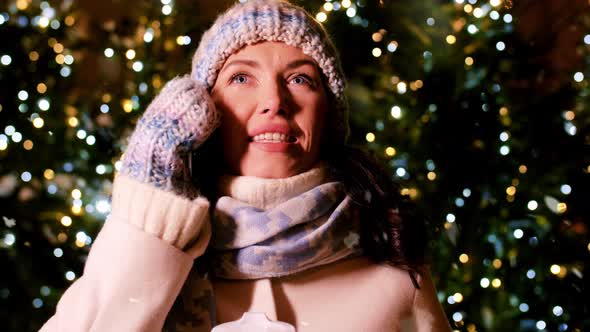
left=119, top=75, right=221, bottom=198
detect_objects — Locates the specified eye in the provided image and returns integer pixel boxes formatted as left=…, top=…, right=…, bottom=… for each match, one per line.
left=290, top=74, right=313, bottom=86
left=230, top=73, right=249, bottom=84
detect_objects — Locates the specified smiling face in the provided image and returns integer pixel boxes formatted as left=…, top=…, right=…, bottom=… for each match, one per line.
left=211, top=41, right=329, bottom=178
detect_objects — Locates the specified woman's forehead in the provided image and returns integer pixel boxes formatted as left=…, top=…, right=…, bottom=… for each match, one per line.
left=221, top=41, right=318, bottom=70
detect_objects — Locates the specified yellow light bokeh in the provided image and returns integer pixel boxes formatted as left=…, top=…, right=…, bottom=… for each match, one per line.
left=550, top=264, right=561, bottom=275
left=71, top=189, right=82, bottom=199
left=493, top=259, right=502, bottom=269
left=75, top=239, right=86, bottom=248
left=323, top=2, right=333, bottom=11
left=557, top=203, right=567, bottom=213
left=60, top=216, right=72, bottom=227
left=57, top=232, right=68, bottom=242
left=465, top=57, right=474, bottom=66
left=564, top=111, right=575, bottom=121
left=341, top=0, right=352, bottom=8
left=385, top=147, right=396, bottom=157
left=53, top=43, right=64, bottom=54
left=55, top=54, right=65, bottom=64
left=37, top=83, right=47, bottom=94
left=68, top=117, right=79, bottom=127
left=29, top=51, right=39, bottom=61
left=372, top=32, right=383, bottom=42
left=473, top=8, right=484, bottom=17
left=102, top=93, right=112, bottom=103
left=65, top=15, right=75, bottom=26
left=122, top=99, right=133, bottom=113
left=33, top=117, right=45, bottom=128
left=459, top=254, right=469, bottom=263
left=453, top=292, right=463, bottom=303
left=499, top=106, right=509, bottom=116
left=152, top=75, right=162, bottom=89
left=427, top=171, right=437, bottom=181
left=23, top=140, right=33, bottom=150
left=372, top=48, right=382, bottom=57
left=415, top=80, right=423, bottom=88
left=490, top=0, right=502, bottom=7
left=464, top=4, right=473, bottom=13
left=366, top=132, right=376, bottom=142
left=16, top=0, right=28, bottom=10
left=44, top=169, right=55, bottom=180
left=71, top=205, right=83, bottom=215
left=506, top=186, right=516, bottom=196
left=446, top=35, right=457, bottom=44
left=519, top=165, right=527, bottom=174
left=125, top=49, right=136, bottom=60
left=315, top=12, right=327, bottom=22
left=491, top=278, right=502, bottom=288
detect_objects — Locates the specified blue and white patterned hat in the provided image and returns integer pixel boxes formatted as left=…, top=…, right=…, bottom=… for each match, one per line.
left=191, top=0, right=349, bottom=143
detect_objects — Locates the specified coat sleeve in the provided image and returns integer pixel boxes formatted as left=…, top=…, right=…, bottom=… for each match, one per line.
left=39, top=175, right=211, bottom=332
left=402, top=267, right=453, bottom=332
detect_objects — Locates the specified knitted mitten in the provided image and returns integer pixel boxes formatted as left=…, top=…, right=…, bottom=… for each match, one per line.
left=120, top=75, right=220, bottom=199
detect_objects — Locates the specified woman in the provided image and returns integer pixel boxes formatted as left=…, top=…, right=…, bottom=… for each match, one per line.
left=41, top=1, right=452, bottom=331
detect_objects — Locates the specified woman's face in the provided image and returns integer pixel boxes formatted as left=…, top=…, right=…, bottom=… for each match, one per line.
left=211, top=41, right=329, bottom=178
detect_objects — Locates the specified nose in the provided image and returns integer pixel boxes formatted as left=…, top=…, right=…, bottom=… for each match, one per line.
left=258, top=79, right=290, bottom=117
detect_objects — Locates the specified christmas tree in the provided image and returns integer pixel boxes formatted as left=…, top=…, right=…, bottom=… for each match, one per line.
left=1, top=0, right=588, bottom=331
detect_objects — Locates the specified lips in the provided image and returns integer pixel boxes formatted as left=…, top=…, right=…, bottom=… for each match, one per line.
left=248, top=123, right=298, bottom=152
left=252, top=132, right=297, bottom=143
left=248, top=123, right=298, bottom=144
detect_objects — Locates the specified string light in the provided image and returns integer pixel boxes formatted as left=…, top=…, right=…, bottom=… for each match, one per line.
left=459, top=254, right=469, bottom=263
left=125, top=49, right=136, bottom=60
left=1, top=55, right=12, bottom=65
left=60, top=216, right=72, bottom=227
left=104, top=48, right=114, bottom=58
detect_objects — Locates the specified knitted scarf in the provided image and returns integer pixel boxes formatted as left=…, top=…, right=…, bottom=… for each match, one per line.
left=165, top=166, right=363, bottom=331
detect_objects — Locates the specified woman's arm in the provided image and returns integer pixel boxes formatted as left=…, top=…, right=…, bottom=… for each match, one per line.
left=40, top=76, right=220, bottom=331
left=39, top=176, right=211, bottom=332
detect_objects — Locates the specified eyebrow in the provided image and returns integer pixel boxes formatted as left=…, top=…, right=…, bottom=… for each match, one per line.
left=220, top=58, right=318, bottom=74
left=286, top=59, right=318, bottom=70
left=221, top=59, right=260, bottom=72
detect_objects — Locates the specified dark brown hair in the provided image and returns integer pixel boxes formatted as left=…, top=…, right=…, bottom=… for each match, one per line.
left=324, top=144, right=430, bottom=287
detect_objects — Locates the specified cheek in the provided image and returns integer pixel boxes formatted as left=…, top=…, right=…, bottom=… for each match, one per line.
left=214, top=93, right=247, bottom=133
left=299, top=101, right=328, bottom=149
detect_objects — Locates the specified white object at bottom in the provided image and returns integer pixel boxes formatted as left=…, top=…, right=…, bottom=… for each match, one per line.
left=211, top=312, right=296, bottom=332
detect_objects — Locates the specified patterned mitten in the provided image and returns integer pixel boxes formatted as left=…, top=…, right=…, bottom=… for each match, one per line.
left=120, top=75, right=221, bottom=199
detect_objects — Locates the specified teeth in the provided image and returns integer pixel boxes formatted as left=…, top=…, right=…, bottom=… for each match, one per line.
left=252, top=132, right=294, bottom=143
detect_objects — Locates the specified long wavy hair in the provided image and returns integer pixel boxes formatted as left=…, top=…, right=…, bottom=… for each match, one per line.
left=323, top=144, right=430, bottom=287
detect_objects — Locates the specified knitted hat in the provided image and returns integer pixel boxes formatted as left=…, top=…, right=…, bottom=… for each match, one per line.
left=191, top=0, right=349, bottom=143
